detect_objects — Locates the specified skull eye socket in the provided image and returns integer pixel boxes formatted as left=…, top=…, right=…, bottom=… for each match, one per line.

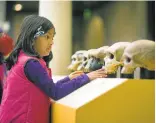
left=91, top=56, right=96, bottom=60
left=109, top=53, right=114, bottom=59
left=72, top=58, right=76, bottom=61
left=83, top=57, right=87, bottom=61
left=126, top=57, right=131, bottom=63
left=97, top=58, right=100, bottom=61
left=84, top=62, right=87, bottom=66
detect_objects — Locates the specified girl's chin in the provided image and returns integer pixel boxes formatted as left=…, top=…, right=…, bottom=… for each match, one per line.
left=45, top=52, right=50, bottom=56
left=41, top=52, right=50, bottom=57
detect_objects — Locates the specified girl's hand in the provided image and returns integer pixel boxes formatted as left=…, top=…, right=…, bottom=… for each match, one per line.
left=86, top=68, right=107, bottom=81
left=69, top=71, right=84, bottom=80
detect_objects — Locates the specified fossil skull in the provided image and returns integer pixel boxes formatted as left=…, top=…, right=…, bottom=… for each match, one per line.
left=121, top=40, right=155, bottom=74
left=77, top=50, right=91, bottom=71
left=68, top=50, right=87, bottom=72
left=103, top=42, right=131, bottom=74
left=85, top=46, right=109, bottom=72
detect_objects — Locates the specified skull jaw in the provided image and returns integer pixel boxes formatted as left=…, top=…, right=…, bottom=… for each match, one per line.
left=103, top=62, right=123, bottom=74
left=77, top=60, right=88, bottom=71
left=121, top=66, right=136, bottom=74
left=77, top=64, right=85, bottom=71
left=84, top=66, right=91, bottom=73
left=84, top=59, right=93, bottom=72
left=102, top=65, right=117, bottom=74
left=68, top=62, right=81, bottom=71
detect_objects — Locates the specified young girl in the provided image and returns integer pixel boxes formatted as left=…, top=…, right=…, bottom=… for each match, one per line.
left=0, top=28, right=14, bottom=103
left=0, top=15, right=107, bottom=123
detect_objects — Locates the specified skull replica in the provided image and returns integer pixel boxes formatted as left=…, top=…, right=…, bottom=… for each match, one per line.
left=121, top=40, right=155, bottom=74
left=77, top=50, right=91, bottom=72
left=85, top=46, right=109, bottom=72
left=68, top=50, right=87, bottom=72
left=103, top=42, right=131, bottom=74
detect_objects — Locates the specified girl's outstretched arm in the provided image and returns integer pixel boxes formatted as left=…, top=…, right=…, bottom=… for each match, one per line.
left=24, top=59, right=90, bottom=100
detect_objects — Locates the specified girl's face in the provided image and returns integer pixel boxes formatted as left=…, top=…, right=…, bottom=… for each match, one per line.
left=34, top=28, right=55, bottom=57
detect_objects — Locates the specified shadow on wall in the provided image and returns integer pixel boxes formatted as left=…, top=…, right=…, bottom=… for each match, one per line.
left=84, top=15, right=105, bottom=50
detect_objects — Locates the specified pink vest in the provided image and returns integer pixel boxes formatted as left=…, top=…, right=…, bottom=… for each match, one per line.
left=0, top=51, right=51, bottom=123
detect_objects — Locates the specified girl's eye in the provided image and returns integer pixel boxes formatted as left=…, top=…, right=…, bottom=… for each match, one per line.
left=46, top=35, right=49, bottom=39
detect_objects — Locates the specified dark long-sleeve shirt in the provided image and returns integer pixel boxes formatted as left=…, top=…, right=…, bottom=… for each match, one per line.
left=24, top=59, right=90, bottom=100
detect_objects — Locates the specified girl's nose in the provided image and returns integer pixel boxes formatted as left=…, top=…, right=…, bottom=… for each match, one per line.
left=51, top=41, right=54, bottom=45
left=49, top=40, right=53, bottom=45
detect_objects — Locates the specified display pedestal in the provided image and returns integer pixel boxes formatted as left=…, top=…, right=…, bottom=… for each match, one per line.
left=51, top=78, right=154, bottom=123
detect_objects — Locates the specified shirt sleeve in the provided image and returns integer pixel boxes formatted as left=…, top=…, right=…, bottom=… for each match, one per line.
left=24, top=59, right=90, bottom=100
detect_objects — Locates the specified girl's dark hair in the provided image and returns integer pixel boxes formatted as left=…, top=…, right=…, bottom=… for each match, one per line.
left=43, top=51, right=53, bottom=67
left=6, top=15, right=55, bottom=70
left=0, top=53, right=4, bottom=65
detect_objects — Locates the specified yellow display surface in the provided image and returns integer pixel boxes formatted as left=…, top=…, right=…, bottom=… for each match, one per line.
left=51, top=79, right=154, bottom=123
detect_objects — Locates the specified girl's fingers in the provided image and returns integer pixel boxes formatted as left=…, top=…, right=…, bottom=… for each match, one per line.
left=96, top=73, right=107, bottom=78
left=71, top=71, right=84, bottom=75
left=95, top=68, right=105, bottom=72
left=94, top=71, right=107, bottom=75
